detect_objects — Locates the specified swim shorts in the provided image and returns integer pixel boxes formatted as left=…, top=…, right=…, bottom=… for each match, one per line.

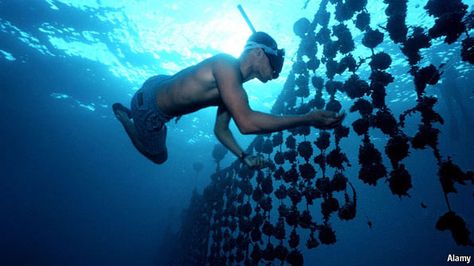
left=130, top=75, right=173, bottom=156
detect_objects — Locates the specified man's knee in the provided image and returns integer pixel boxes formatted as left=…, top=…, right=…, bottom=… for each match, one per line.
left=148, top=151, right=168, bottom=164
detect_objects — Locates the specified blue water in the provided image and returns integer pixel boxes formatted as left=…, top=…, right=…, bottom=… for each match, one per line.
left=1, top=0, right=473, bottom=265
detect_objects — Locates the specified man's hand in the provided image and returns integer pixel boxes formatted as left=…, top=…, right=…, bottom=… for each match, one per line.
left=243, top=154, right=267, bottom=170
left=309, top=110, right=346, bottom=129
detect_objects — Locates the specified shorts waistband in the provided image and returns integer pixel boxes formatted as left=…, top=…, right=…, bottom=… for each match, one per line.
left=136, top=75, right=174, bottom=123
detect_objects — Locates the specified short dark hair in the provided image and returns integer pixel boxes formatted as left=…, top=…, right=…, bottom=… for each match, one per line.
left=244, top=32, right=285, bottom=79
left=246, top=32, right=278, bottom=50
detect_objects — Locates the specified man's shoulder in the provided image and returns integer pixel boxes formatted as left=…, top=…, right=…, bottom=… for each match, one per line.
left=208, top=54, right=243, bottom=85
left=211, top=53, right=239, bottom=65
left=208, top=54, right=240, bottom=77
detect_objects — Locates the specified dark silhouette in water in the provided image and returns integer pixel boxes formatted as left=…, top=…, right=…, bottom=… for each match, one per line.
left=439, top=63, right=473, bottom=139
left=429, top=51, right=474, bottom=140
left=367, top=217, right=373, bottom=229
left=192, top=162, right=204, bottom=187
left=440, top=67, right=465, bottom=139
left=193, top=161, right=204, bottom=174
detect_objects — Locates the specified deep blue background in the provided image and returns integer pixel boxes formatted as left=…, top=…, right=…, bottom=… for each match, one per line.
left=1, top=1, right=473, bottom=265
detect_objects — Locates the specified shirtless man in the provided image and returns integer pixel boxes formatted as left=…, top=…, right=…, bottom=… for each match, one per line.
left=112, top=32, right=345, bottom=168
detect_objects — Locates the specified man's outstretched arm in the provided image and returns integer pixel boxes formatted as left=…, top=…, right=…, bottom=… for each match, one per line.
left=213, top=58, right=345, bottom=134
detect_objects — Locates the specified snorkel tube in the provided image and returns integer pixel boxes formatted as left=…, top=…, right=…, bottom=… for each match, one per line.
left=237, top=5, right=285, bottom=78
left=237, top=4, right=256, bottom=34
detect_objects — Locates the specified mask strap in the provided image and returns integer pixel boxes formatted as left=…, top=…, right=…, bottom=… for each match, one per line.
left=244, top=41, right=278, bottom=56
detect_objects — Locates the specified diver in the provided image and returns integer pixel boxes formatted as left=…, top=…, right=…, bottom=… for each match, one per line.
left=112, top=32, right=345, bottom=168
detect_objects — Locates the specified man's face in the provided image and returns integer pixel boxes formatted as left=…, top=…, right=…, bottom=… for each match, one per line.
left=258, top=50, right=274, bottom=82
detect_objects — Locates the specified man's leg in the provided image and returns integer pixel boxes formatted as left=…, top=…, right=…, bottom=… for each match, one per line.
left=113, top=103, right=149, bottom=155
left=149, top=149, right=167, bottom=164
left=148, top=126, right=168, bottom=164
left=113, top=103, right=167, bottom=164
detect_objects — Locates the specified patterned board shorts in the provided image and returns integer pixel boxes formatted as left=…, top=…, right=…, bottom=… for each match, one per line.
left=130, top=75, right=173, bottom=156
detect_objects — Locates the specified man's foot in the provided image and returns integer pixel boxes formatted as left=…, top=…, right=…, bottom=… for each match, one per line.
left=112, top=103, right=132, bottom=121
left=112, top=102, right=148, bottom=154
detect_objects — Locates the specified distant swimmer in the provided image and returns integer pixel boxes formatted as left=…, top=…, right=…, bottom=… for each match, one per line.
left=113, top=32, right=345, bottom=168
left=366, top=216, right=373, bottom=229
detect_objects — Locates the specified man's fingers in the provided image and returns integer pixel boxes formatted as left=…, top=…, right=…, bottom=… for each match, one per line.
left=244, top=156, right=271, bottom=170
left=320, top=114, right=345, bottom=129
left=246, top=156, right=264, bottom=169
left=328, top=111, right=345, bottom=127
left=338, top=111, right=346, bottom=121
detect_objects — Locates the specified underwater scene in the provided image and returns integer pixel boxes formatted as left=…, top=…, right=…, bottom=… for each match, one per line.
left=1, top=0, right=474, bottom=265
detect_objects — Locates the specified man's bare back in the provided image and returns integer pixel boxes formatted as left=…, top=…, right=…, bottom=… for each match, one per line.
left=113, top=32, right=345, bottom=168
left=155, top=54, right=238, bottom=117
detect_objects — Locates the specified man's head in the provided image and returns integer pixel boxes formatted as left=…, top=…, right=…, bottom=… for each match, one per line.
left=243, top=32, right=285, bottom=80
